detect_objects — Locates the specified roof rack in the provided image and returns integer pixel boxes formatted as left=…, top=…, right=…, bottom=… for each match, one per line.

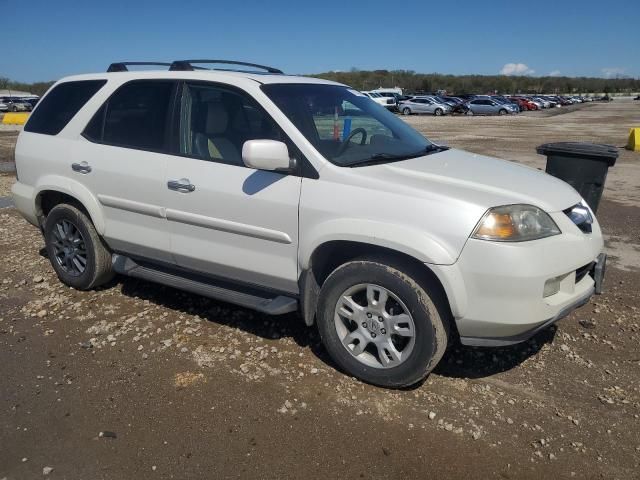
left=169, top=59, right=283, bottom=74
left=107, top=62, right=172, bottom=72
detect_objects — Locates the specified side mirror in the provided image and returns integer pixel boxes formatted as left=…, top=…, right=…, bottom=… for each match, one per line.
left=242, top=140, right=291, bottom=172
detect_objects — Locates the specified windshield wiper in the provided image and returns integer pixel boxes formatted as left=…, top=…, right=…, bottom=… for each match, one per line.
left=420, top=144, right=450, bottom=154
left=346, top=153, right=412, bottom=167
left=346, top=144, right=449, bottom=168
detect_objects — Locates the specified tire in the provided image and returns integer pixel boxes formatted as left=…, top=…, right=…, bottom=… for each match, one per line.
left=316, top=259, right=448, bottom=388
left=43, top=203, right=114, bottom=290
left=434, top=108, right=443, bottom=116
left=402, top=107, right=411, bottom=115
left=10, top=105, right=17, bottom=112
left=498, top=109, right=507, bottom=115
left=466, top=110, right=474, bottom=116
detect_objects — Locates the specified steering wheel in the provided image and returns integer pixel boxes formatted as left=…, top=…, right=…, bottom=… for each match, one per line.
left=336, top=128, right=367, bottom=156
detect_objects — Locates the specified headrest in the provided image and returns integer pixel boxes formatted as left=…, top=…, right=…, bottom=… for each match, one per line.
left=205, top=103, right=229, bottom=135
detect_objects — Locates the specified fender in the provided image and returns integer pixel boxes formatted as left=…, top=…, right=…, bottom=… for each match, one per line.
left=299, top=218, right=458, bottom=271
left=35, top=174, right=106, bottom=234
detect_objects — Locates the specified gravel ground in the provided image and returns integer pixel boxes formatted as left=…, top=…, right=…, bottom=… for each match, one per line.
left=0, top=174, right=14, bottom=197
left=1, top=100, right=639, bottom=479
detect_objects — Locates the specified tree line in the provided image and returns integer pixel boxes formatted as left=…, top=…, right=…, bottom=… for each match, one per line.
left=1, top=69, right=638, bottom=97
left=0, top=77, right=55, bottom=97
left=312, top=69, right=640, bottom=95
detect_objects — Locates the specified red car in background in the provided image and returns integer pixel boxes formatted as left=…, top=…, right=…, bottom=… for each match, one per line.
left=509, top=97, right=538, bottom=110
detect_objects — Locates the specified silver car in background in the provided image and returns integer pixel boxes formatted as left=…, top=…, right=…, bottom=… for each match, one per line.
left=398, top=97, right=452, bottom=116
left=467, top=98, right=518, bottom=115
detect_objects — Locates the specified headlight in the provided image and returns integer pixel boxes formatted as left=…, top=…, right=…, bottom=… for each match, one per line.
left=472, top=205, right=561, bottom=242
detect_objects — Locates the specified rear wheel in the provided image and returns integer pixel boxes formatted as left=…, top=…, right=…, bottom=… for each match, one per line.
left=316, top=259, right=448, bottom=388
left=402, top=107, right=411, bottom=115
left=43, top=204, right=114, bottom=290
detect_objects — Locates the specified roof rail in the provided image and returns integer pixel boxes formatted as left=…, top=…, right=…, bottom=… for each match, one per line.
left=169, top=59, right=283, bottom=74
left=107, top=62, right=172, bottom=72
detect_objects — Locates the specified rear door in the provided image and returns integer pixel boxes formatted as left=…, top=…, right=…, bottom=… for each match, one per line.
left=76, top=79, right=177, bottom=263
left=164, top=81, right=301, bottom=293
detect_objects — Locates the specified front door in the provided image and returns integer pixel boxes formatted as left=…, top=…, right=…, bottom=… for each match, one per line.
left=165, top=81, right=301, bottom=293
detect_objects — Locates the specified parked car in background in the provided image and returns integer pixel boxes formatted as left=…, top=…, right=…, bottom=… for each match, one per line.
left=509, top=97, right=537, bottom=111
left=522, top=97, right=544, bottom=109
left=491, top=96, right=522, bottom=111
left=362, top=91, right=396, bottom=110
left=373, top=91, right=400, bottom=111
left=398, top=97, right=452, bottom=116
left=548, top=96, right=571, bottom=106
left=437, top=96, right=469, bottom=114
left=531, top=97, right=550, bottom=108
left=473, top=96, right=520, bottom=114
left=0, top=97, right=32, bottom=112
left=467, top=98, right=517, bottom=115
left=0, top=101, right=8, bottom=112
left=420, top=95, right=459, bottom=111
left=20, top=96, right=40, bottom=109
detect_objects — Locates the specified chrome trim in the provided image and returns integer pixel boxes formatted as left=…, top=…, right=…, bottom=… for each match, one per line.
left=97, top=194, right=166, bottom=218
left=165, top=208, right=292, bottom=244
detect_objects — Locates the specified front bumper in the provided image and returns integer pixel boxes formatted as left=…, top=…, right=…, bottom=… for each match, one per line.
left=459, top=282, right=594, bottom=346
left=430, top=211, right=605, bottom=346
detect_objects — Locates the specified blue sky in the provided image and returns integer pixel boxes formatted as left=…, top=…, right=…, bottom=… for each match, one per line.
left=4, top=0, right=638, bottom=82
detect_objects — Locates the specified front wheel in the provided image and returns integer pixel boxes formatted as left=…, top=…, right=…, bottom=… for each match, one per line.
left=434, top=108, right=443, bottom=116
left=316, top=260, right=448, bottom=388
left=498, top=109, right=507, bottom=115
left=402, top=107, right=411, bottom=115
left=43, top=204, right=114, bottom=290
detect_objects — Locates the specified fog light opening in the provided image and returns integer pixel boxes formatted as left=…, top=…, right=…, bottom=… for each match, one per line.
left=543, top=277, right=561, bottom=298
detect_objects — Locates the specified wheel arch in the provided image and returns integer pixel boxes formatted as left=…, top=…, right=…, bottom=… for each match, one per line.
left=299, top=240, right=456, bottom=339
left=35, top=177, right=105, bottom=234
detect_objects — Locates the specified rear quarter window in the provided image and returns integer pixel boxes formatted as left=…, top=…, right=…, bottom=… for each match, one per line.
left=24, top=80, right=106, bottom=135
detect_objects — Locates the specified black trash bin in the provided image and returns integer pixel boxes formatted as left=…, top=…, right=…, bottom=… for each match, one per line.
left=536, top=142, right=618, bottom=213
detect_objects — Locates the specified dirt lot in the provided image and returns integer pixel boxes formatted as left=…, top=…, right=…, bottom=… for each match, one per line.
left=1, top=100, right=639, bottom=480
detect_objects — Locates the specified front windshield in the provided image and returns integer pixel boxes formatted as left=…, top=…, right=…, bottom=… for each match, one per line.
left=262, top=84, right=435, bottom=167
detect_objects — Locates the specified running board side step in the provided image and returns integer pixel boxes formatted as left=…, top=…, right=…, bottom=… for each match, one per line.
left=112, top=254, right=298, bottom=315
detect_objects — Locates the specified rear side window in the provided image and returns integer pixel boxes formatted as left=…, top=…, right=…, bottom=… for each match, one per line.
left=84, top=80, right=174, bottom=152
left=24, top=80, right=106, bottom=135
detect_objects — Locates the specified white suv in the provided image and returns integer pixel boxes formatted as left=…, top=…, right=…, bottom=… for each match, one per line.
left=12, top=60, right=605, bottom=388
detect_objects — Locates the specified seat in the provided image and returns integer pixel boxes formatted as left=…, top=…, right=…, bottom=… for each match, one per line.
left=193, top=103, right=243, bottom=166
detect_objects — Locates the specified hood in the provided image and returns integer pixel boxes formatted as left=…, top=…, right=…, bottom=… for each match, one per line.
left=358, top=148, right=581, bottom=212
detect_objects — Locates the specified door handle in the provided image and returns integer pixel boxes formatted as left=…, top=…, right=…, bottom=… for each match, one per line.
left=167, top=178, right=196, bottom=192
left=71, top=161, right=92, bottom=174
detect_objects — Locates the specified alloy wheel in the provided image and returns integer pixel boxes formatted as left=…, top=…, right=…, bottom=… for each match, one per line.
left=334, top=284, right=416, bottom=369
left=51, top=219, right=87, bottom=277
